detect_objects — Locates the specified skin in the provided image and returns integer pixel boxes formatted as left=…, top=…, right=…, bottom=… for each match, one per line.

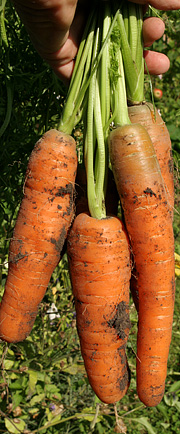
left=11, top=0, right=180, bottom=83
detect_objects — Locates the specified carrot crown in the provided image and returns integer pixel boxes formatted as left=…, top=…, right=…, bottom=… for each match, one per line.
left=59, top=0, right=144, bottom=219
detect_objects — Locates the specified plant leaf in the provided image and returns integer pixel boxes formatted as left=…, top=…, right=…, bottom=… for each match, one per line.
left=27, top=370, right=38, bottom=398
left=131, top=417, right=157, bottom=434
left=5, top=418, right=26, bottom=434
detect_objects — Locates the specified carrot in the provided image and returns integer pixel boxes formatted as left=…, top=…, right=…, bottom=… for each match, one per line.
left=67, top=212, right=131, bottom=404
left=0, top=129, right=77, bottom=343
left=116, top=5, right=175, bottom=313
left=109, top=123, right=175, bottom=407
left=128, top=102, right=174, bottom=215
left=128, top=103, right=174, bottom=311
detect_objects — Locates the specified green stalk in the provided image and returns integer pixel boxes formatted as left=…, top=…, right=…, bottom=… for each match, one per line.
left=122, top=4, right=129, bottom=39
left=85, top=21, right=105, bottom=219
left=135, top=4, right=144, bottom=72
left=85, top=3, right=120, bottom=219
left=67, top=10, right=95, bottom=95
left=127, top=2, right=137, bottom=61
left=59, top=13, right=96, bottom=133
left=85, top=75, right=98, bottom=218
left=116, top=7, right=144, bottom=104
left=97, top=2, right=112, bottom=208
left=59, top=1, right=145, bottom=219
left=127, top=2, right=144, bottom=99
left=111, top=49, right=131, bottom=127
left=100, top=3, right=111, bottom=129
left=59, top=6, right=120, bottom=135
left=84, top=21, right=100, bottom=163
left=94, top=77, right=106, bottom=216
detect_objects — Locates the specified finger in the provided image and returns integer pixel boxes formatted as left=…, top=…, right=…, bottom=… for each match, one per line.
left=128, top=0, right=147, bottom=4
left=43, top=9, right=85, bottom=85
left=45, top=36, right=78, bottom=86
left=129, top=0, right=180, bottom=10
left=143, top=17, right=165, bottom=47
left=53, top=60, right=75, bottom=86
left=12, top=0, right=78, bottom=53
left=149, top=0, right=180, bottom=10
left=144, top=50, right=170, bottom=75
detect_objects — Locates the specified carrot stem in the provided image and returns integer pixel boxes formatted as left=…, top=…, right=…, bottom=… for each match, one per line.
left=85, top=19, right=106, bottom=220
left=116, top=5, right=144, bottom=104
left=59, top=6, right=120, bottom=136
left=135, top=4, right=144, bottom=74
left=59, top=12, right=96, bottom=133
left=59, top=2, right=144, bottom=217
left=112, top=49, right=131, bottom=127
left=100, top=7, right=111, bottom=130
left=94, top=78, right=106, bottom=212
left=128, top=3, right=138, bottom=61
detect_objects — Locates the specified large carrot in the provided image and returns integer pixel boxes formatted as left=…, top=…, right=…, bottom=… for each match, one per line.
left=67, top=212, right=131, bottom=404
left=116, top=4, right=175, bottom=313
left=128, top=103, right=174, bottom=311
left=109, top=123, right=175, bottom=407
left=0, top=129, right=77, bottom=343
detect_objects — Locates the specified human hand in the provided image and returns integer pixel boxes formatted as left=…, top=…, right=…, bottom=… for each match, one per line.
left=12, top=0, right=85, bottom=84
left=12, top=0, right=180, bottom=84
left=136, top=0, right=180, bottom=75
left=130, top=0, right=180, bottom=10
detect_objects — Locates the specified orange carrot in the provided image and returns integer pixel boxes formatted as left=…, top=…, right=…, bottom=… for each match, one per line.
left=67, top=212, right=131, bottom=404
left=128, top=102, right=174, bottom=215
left=109, top=123, right=175, bottom=407
left=128, top=103, right=174, bottom=311
left=0, top=129, right=77, bottom=343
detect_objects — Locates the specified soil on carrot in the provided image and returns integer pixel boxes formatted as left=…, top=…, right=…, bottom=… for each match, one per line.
left=50, top=226, right=67, bottom=253
left=119, top=369, right=130, bottom=392
left=11, top=251, right=28, bottom=264
left=143, top=187, right=157, bottom=197
left=9, top=238, right=28, bottom=265
left=55, top=184, right=74, bottom=198
left=168, top=154, right=174, bottom=174
left=108, top=301, right=131, bottom=340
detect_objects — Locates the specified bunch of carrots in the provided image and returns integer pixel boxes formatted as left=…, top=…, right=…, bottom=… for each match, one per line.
left=0, top=1, right=175, bottom=409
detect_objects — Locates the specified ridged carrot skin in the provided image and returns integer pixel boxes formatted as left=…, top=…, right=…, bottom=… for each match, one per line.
left=128, top=102, right=174, bottom=215
left=0, top=129, right=77, bottom=343
left=128, top=103, right=174, bottom=312
left=67, top=213, right=131, bottom=404
left=109, top=123, right=175, bottom=407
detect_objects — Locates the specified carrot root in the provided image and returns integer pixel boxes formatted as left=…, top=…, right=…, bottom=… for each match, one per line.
left=0, top=129, right=77, bottom=343
left=109, top=123, right=175, bottom=406
left=67, top=213, right=131, bottom=404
